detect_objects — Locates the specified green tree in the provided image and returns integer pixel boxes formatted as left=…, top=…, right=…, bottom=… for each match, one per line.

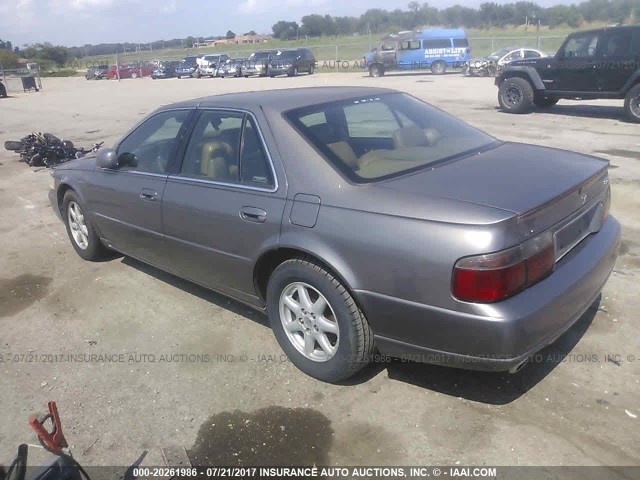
left=243, top=30, right=257, bottom=36
left=0, top=48, right=19, bottom=68
left=272, top=20, right=299, bottom=40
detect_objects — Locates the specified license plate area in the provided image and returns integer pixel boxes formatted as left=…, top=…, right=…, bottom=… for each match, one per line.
left=554, top=202, right=602, bottom=261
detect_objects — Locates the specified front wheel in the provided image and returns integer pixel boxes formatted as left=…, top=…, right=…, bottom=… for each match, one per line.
left=267, top=257, right=374, bottom=383
left=309, top=64, right=314, bottom=75
left=498, top=77, right=535, bottom=114
left=369, top=63, right=384, bottom=77
left=131, top=72, right=138, bottom=79
left=624, top=84, right=640, bottom=123
left=62, top=191, right=109, bottom=261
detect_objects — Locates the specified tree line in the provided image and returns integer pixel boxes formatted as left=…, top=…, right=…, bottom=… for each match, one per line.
left=1, top=0, right=638, bottom=68
left=272, top=0, right=639, bottom=39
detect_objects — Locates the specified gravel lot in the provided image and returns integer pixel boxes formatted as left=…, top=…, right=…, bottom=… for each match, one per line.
left=0, top=72, right=639, bottom=471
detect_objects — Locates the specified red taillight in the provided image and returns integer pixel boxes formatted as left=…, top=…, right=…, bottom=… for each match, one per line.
left=453, top=232, right=555, bottom=303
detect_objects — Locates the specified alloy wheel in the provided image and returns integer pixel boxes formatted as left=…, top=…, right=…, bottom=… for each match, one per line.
left=67, top=201, right=89, bottom=250
left=279, top=282, right=339, bottom=362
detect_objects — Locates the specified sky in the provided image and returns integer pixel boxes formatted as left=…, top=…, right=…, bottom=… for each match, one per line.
left=0, top=0, right=572, bottom=47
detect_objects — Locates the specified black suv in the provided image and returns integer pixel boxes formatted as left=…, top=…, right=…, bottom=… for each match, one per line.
left=496, top=24, right=640, bottom=122
left=85, top=64, right=109, bottom=80
left=267, top=48, right=316, bottom=77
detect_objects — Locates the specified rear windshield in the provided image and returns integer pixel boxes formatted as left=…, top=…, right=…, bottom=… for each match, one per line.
left=277, top=50, right=298, bottom=59
left=285, top=93, right=496, bottom=183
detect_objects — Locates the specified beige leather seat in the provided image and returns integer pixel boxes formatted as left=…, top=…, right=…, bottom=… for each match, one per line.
left=393, top=126, right=442, bottom=149
left=327, top=141, right=359, bottom=169
left=200, top=141, right=237, bottom=181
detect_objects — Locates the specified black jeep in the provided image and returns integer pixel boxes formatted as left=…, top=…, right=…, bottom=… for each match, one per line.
left=495, top=24, right=640, bottom=122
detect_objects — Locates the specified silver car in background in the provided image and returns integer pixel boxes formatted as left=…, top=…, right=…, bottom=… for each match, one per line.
left=48, top=87, right=620, bottom=382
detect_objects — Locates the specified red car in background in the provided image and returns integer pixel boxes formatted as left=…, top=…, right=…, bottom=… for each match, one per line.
left=106, top=64, right=154, bottom=79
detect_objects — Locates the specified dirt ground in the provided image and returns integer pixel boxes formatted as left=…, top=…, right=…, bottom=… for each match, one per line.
left=0, top=72, right=639, bottom=472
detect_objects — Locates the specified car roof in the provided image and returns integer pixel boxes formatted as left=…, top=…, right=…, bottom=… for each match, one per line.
left=567, top=23, right=640, bottom=35
left=160, top=86, right=397, bottom=113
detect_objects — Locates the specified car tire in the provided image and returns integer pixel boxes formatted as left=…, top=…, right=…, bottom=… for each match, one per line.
left=369, top=63, right=384, bottom=77
left=62, top=190, right=109, bottom=261
left=533, top=96, right=559, bottom=108
left=0, top=85, right=6, bottom=98
left=624, top=84, right=640, bottom=123
left=431, top=61, right=447, bottom=75
left=498, top=77, right=535, bottom=114
left=309, top=65, right=314, bottom=75
left=176, top=76, right=181, bottom=79
left=131, top=72, right=138, bottom=79
left=267, top=256, right=374, bottom=383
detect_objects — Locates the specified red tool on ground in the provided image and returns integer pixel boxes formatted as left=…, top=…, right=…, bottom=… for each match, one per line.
left=28, top=401, right=69, bottom=455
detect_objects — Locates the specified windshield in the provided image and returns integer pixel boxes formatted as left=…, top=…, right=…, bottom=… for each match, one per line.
left=285, top=93, right=496, bottom=183
left=488, top=48, right=511, bottom=60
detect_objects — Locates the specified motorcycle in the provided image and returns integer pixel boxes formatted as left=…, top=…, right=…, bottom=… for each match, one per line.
left=4, top=133, right=103, bottom=168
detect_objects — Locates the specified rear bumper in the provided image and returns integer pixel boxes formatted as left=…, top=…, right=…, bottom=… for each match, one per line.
left=356, top=216, right=621, bottom=371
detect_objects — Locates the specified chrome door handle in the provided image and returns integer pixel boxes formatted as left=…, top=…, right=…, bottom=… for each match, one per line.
left=140, top=189, right=157, bottom=201
left=240, top=207, right=267, bottom=223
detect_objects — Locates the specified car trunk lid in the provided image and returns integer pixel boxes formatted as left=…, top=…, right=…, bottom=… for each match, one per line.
left=378, top=142, right=609, bottom=235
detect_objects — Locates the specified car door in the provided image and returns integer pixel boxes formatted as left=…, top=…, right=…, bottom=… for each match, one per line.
left=597, top=28, right=635, bottom=93
left=86, top=108, right=193, bottom=266
left=162, top=109, right=286, bottom=304
left=551, top=31, right=602, bottom=93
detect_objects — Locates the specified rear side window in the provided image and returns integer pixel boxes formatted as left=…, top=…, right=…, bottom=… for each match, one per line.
left=423, top=39, right=452, bottom=49
left=400, top=40, right=421, bottom=50
left=453, top=38, right=469, bottom=48
left=602, top=29, right=633, bottom=58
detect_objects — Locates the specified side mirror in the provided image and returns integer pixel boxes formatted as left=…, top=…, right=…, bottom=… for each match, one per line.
left=96, top=148, right=118, bottom=169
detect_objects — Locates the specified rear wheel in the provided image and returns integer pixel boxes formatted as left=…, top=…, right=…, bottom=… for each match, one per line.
left=369, top=63, right=384, bottom=77
left=309, top=64, right=314, bottom=74
left=131, top=72, right=138, bottom=79
left=498, top=77, right=534, bottom=114
left=267, top=257, right=374, bottom=383
left=431, top=60, right=447, bottom=75
left=624, top=84, right=640, bottom=123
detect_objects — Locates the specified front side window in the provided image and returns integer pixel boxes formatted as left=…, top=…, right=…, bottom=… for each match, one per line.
left=562, top=32, right=600, bottom=58
left=285, top=93, right=496, bottom=183
left=400, top=41, right=421, bottom=50
left=117, top=110, right=189, bottom=174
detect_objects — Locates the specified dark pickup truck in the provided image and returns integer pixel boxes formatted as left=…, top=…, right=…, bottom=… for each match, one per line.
left=495, top=24, right=640, bottom=122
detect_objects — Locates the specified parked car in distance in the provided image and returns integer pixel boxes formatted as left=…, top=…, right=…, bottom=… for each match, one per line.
left=151, top=61, right=179, bottom=79
left=197, top=54, right=231, bottom=77
left=267, top=48, right=316, bottom=77
left=363, top=28, right=470, bottom=77
left=496, top=24, right=640, bottom=121
left=215, top=57, right=247, bottom=78
left=244, top=49, right=278, bottom=77
left=463, top=47, right=547, bottom=77
left=176, top=55, right=200, bottom=78
left=49, top=86, right=620, bottom=383
left=85, top=64, right=109, bottom=80
left=106, top=64, right=154, bottom=79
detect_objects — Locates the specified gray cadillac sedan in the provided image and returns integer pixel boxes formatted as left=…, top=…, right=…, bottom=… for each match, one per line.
left=49, top=87, right=620, bottom=382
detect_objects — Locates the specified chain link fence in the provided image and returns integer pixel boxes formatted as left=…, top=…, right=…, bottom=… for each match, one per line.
left=0, top=67, right=42, bottom=94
